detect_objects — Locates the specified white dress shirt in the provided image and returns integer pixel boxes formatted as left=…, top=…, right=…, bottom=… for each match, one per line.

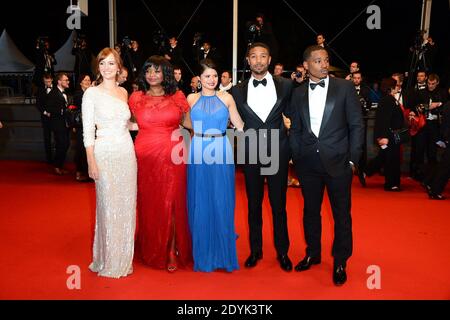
left=394, top=91, right=403, bottom=106
left=308, top=76, right=329, bottom=137
left=247, top=73, right=277, bottom=122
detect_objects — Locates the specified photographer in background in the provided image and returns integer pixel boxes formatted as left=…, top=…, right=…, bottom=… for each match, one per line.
left=345, top=62, right=360, bottom=81
left=164, top=36, right=183, bottom=68
left=352, top=71, right=371, bottom=115
left=290, top=64, right=307, bottom=88
left=72, top=35, right=93, bottom=82
left=246, top=13, right=279, bottom=66
left=410, top=73, right=448, bottom=181
left=199, top=40, right=221, bottom=68
left=121, top=37, right=143, bottom=81
left=422, top=101, right=450, bottom=200
left=130, top=40, right=144, bottom=79
left=192, top=32, right=203, bottom=64
left=33, top=36, right=56, bottom=87
left=352, top=71, right=371, bottom=186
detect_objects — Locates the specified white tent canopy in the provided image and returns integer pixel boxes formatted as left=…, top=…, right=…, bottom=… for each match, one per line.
left=0, top=29, right=35, bottom=74
left=54, top=31, right=76, bottom=72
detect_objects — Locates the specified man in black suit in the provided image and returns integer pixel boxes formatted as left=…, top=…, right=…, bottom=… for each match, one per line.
left=287, top=45, right=364, bottom=285
left=46, top=72, right=71, bottom=175
left=424, top=101, right=450, bottom=199
left=33, top=37, right=56, bottom=88
left=71, top=36, right=93, bottom=82
left=199, top=41, right=221, bottom=67
left=164, top=36, right=183, bottom=69
left=352, top=71, right=371, bottom=186
left=231, top=42, right=293, bottom=272
left=36, top=73, right=54, bottom=163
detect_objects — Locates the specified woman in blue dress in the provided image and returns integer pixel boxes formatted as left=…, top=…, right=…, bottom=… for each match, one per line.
left=187, top=59, right=244, bottom=272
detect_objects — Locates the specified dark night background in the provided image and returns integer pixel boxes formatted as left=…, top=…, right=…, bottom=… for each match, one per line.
left=1, top=0, right=449, bottom=84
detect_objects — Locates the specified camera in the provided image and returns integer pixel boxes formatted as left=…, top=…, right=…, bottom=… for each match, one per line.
left=193, top=32, right=203, bottom=46
left=152, top=30, right=167, bottom=47
left=295, top=72, right=302, bottom=78
left=37, top=36, right=48, bottom=49
left=122, top=36, right=132, bottom=48
left=247, top=23, right=261, bottom=44
left=248, top=24, right=257, bottom=33
left=416, top=103, right=430, bottom=113
left=359, top=96, right=369, bottom=112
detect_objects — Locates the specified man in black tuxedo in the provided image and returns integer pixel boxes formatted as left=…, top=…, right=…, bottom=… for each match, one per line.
left=164, top=37, right=183, bottom=69
left=36, top=73, right=54, bottom=163
left=46, top=72, right=71, bottom=175
left=231, top=42, right=293, bottom=272
left=287, top=45, right=364, bottom=285
left=352, top=71, right=371, bottom=186
left=199, top=41, right=221, bottom=67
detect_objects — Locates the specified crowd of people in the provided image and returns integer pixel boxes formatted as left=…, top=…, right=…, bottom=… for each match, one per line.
left=23, top=22, right=449, bottom=286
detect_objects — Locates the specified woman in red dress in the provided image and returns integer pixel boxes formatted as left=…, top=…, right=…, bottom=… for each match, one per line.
left=129, top=56, right=192, bottom=272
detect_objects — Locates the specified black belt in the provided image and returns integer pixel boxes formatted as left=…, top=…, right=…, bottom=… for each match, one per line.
left=194, top=132, right=226, bottom=138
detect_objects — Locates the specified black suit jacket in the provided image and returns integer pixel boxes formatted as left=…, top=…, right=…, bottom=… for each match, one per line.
left=287, top=77, right=364, bottom=177
left=203, top=48, right=221, bottom=66
left=231, top=75, right=292, bottom=164
left=373, top=95, right=405, bottom=141
left=356, top=84, right=371, bottom=114
left=46, top=87, right=68, bottom=120
left=441, top=102, right=450, bottom=142
left=36, top=86, right=52, bottom=115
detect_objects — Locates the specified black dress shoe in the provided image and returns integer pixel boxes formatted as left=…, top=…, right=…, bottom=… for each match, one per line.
left=421, top=182, right=431, bottom=192
left=333, top=265, right=347, bottom=286
left=384, top=186, right=401, bottom=192
left=277, top=254, right=292, bottom=272
left=244, top=252, right=262, bottom=268
left=294, top=256, right=321, bottom=272
left=429, top=192, right=446, bottom=200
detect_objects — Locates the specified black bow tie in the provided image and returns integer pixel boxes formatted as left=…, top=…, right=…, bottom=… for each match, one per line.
left=253, top=78, right=267, bottom=87
left=309, top=80, right=325, bottom=90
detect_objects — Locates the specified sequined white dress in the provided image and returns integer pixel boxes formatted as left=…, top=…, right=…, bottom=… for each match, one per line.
left=82, top=86, right=137, bottom=278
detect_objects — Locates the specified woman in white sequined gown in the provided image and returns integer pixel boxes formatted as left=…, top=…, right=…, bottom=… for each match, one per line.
left=82, top=48, right=137, bottom=278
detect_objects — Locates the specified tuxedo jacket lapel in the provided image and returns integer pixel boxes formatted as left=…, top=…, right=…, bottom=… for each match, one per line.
left=318, top=77, right=337, bottom=137
left=265, top=77, right=282, bottom=123
left=58, top=89, right=68, bottom=107
left=300, top=84, right=313, bottom=136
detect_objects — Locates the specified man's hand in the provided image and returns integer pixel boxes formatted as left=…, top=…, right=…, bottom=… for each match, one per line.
left=350, top=161, right=356, bottom=174
left=282, top=113, right=291, bottom=129
left=429, top=102, right=442, bottom=110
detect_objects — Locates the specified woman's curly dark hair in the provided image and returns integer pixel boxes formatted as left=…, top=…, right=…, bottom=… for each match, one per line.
left=137, top=55, right=177, bottom=95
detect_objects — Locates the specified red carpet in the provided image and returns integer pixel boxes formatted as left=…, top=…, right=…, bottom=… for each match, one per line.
left=0, top=160, right=449, bottom=300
